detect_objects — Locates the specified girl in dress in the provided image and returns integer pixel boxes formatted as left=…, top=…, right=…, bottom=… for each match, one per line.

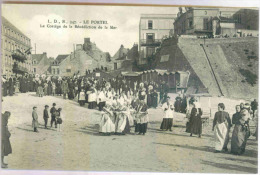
left=56, top=108, right=63, bottom=132
left=99, top=102, right=115, bottom=135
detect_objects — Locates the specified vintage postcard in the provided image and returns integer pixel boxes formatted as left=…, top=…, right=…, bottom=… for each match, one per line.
left=0, top=1, right=259, bottom=174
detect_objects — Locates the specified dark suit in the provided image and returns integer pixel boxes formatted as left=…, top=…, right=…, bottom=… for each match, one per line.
left=43, top=109, right=49, bottom=128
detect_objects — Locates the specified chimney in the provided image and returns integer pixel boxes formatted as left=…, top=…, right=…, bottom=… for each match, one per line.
left=76, top=44, right=83, bottom=50
left=84, top=38, right=90, bottom=44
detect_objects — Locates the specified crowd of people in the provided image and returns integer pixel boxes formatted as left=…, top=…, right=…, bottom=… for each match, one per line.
left=1, top=73, right=258, bottom=168
left=184, top=101, right=258, bottom=155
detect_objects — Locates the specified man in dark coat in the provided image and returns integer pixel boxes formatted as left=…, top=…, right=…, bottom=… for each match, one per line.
left=50, top=103, right=57, bottom=128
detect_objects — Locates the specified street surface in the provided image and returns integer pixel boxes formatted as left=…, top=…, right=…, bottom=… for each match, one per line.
left=1, top=93, right=258, bottom=173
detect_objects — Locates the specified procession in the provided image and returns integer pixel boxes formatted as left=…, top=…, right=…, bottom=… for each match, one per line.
left=2, top=73, right=258, bottom=168
left=1, top=3, right=259, bottom=174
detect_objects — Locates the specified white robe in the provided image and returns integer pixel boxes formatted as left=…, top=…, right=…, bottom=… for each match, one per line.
left=162, top=102, right=174, bottom=119
left=99, top=111, right=115, bottom=133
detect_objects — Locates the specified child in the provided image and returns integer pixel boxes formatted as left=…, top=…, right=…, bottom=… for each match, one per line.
left=44, top=82, right=48, bottom=96
left=43, top=105, right=49, bottom=129
left=38, top=81, right=43, bottom=97
left=79, top=89, right=85, bottom=106
left=50, top=103, right=57, bottom=128
left=32, top=106, right=39, bottom=132
left=56, top=108, right=63, bottom=132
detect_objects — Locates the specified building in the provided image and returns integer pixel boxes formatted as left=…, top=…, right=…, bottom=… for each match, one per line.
left=50, top=54, right=69, bottom=76
left=110, top=44, right=129, bottom=70
left=174, top=7, right=259, bottom=37
left=1, top=16, right=32, bottom=78
left=138, top=14, right=176, bottom=65
left=59, top=38, right=111, bottom=77
left=31, top=52, right=52, bottom=75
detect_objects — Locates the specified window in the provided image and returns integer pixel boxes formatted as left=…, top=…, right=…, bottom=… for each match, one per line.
left=114, top=63, right=117, bottom=70
left=34, top=68, right=36, bottom=73
left=148, top=20, right=153, bottom=29
left=66, top=69, right=71, bottom=72
left=234, top=14, right=242, bottom=24
left=53, top=68, right=56, bottom=74
left=147, top=47, right=155, bottom=57
left=146, top=33, right=155, bottom=44
left=57, top=68, right=60, bottom=75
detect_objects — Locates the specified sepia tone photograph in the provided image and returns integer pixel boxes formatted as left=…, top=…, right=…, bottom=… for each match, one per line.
left=0, top=1, right=259, bottom=174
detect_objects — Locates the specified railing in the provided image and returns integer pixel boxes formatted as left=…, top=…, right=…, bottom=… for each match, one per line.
left=140, top=39, right=162, bottom=46
left=13, top=63, right=28, bottom=73
left=12, top=50, right=27, bottom=62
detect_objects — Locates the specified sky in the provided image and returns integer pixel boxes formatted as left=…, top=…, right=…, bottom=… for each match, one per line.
left=2, top=4, right=179, bottom=58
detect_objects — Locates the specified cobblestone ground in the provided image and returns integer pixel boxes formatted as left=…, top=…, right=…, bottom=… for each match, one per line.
left=1, top=93, right=258, bottom=173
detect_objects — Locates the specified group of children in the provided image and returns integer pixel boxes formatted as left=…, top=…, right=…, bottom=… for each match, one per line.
left=32, top=103, right=63, bottom=132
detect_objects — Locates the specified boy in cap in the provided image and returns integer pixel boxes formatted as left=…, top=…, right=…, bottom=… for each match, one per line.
left=43, top=105, right=49, bottom=129
left=50, top=103, right=57, bottom=128
left=32, top=107, right=39, bottom=132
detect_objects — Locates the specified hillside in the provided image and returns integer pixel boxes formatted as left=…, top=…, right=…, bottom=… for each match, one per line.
left=154, top=37, right=258, bottom=100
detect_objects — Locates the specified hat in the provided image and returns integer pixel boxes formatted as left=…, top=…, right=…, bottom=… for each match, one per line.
left=53, top=103, right=56, bottom=106
left=45, top=105, right=49, bottom=108
left=244, top=103, right=250, bottom=110
left=33, top=106, right=37, bottom=109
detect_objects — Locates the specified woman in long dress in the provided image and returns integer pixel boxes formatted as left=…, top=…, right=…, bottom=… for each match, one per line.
left=188, top=107, right=202, bottom=137
left=1, top=111, right=12, bottom=168
left=231, top=105, right=251, bottom=155
left=99, top=103, right=115, bottom=135
left=212, top=103, right=232, bottom=153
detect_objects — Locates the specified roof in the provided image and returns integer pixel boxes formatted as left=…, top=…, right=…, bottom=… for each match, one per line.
left=112, top=45, right=129, bottom=60
left=2, top=16, right=29, bottom=39
left=121, top=71, right=142, bottom=77
left=31, top=54, right=46, bottom=62
left=55, top=54, right=69, bottom=63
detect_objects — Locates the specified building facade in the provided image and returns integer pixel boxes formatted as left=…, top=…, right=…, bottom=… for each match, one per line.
left=31, top=52, right=52, bottom=75
left=174, top=7, right=259, bottom=37
left=1, top=16, right=32, bottom=78
left=50, top=54, right=69, bottom=76
left=138, top=14, right=176, bottom=65
left=59, top=38, right=111, bottom=77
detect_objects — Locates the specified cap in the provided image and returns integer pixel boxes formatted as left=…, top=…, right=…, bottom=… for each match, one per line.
left=45, top=105, right=49, bottom=108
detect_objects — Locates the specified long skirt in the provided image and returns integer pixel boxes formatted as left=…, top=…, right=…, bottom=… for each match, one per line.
left=189, top=116, right=202, bottom=135
left=214, top=122, right=229, bottom=151
left=1, top=139, right=12, bottom=156
left=79, top=100, right=85, bottom=106
left=99, top=114, right=115, bottom=133
left=135, top=121, right=140, bottom=133
left=160, top=118, right=173, bottom=130
left=122, top=117, right=131, bottom=134
left=88, top=101, right=97, bottom=109
left=139, top=123, right=148, bottom=134
left=231, top=124, right=248, bottom=154
left=147, top=94, right=152, bottom=107
left=115, top=114, right=127, bottom=133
